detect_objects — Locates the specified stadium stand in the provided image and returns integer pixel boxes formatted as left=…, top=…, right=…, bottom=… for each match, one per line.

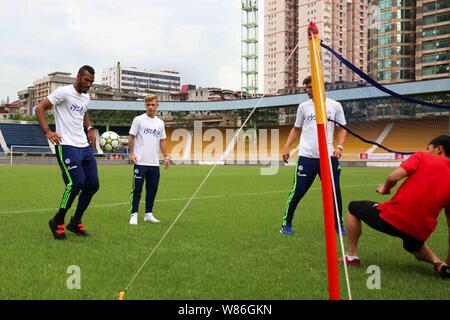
left=0, top=124, right=49, bottom=151
left=2, top=115, right=446, bottom=163
left=373, top=116, right=448, bottom=153
left=162, top=117, right=449, bottom=162
left=337, top=120, right=388, bottom=154
left=165, top=126, right=289, bottom=162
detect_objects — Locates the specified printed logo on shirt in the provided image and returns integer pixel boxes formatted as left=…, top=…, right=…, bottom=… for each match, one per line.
left=143, top=127, right=161, bottom=137
left=67, top=165, right=78, bottom=171
left=65, top=158, right=71, bottom=164
left=69, top=103, right=86, bottom=115
left=306, top=111, right=335, bottom=123
left=134, top=169, right=139, bottom=174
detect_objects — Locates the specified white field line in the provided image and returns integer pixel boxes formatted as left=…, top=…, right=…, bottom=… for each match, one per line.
left=0, top=183, right=374, bottom=215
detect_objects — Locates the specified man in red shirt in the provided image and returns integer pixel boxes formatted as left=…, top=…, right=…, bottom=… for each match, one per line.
left=343, top=135, right=450, bottom=278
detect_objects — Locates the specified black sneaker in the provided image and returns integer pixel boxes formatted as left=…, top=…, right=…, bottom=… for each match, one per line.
left=434, top=262, right=450, bottom=279
left=49, top=219, right=67, bottom=240
left=66, top=218, right=89, bottom=237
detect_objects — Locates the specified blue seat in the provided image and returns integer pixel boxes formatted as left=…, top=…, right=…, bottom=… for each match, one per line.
left=0, top=124, right=49, bottom=148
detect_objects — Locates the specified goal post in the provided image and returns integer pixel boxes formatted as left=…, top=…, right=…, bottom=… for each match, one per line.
left=10, top=145, right=53, bottom=166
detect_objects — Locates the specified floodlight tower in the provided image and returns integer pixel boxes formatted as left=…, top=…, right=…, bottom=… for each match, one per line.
left=241, top=0, right=258, bottom=97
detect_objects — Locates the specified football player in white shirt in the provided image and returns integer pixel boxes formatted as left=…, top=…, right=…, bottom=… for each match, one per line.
left=35, top=65, right=99, bottom=240
left=280, top=76, right=347, bottom=236
left=128, top=94, right=170, bottom=225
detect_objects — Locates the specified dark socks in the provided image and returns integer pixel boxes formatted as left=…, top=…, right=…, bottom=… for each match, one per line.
left=53, top=208, right=68, bottom=225
left=72, top=208, right=85, bottom=224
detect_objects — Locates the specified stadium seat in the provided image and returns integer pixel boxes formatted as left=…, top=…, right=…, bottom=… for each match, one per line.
left=94, top=116, right=449, bottom=162
left=375, top=117, right=448, bottom=153
left=0, top=124, right=49, bottom=152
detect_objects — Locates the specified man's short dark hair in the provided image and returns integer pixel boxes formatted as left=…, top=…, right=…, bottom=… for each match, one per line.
left=303, top=76, right=312, bottom=86
left=78, top=65, right=95, bottom=76
left=428, top=135, right=450, bottom=157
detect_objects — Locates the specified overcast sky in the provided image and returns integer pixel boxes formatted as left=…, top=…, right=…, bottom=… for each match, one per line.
left=0, top=0, right=264, bottom=101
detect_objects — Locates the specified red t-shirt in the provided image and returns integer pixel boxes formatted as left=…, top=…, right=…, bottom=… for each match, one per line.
left=377, top=152, right=450, bottom=241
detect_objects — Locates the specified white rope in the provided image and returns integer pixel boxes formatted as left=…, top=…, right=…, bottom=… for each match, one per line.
left=121, top=40, right=302, bottom=296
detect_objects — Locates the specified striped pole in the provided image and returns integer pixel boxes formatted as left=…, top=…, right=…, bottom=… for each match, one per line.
left=307, top=22, right=340, bottom=300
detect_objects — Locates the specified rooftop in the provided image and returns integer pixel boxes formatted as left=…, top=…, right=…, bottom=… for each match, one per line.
left=88, top=78, right=450, bottom=112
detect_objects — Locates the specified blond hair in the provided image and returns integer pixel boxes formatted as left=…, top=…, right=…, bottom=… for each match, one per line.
left=144, top=94, right=158, bottom=102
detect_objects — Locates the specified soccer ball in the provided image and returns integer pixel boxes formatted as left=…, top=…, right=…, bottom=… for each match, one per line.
left=99, top=131, right=121, bottom=152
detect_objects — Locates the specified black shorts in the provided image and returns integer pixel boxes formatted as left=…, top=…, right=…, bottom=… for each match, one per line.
left=348, top=201, right=424, bottom=252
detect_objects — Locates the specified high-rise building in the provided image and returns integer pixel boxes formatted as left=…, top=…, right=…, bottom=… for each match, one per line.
left=368, top=0, right=449, bottom=83
left=102, top=62, right=181, bottom=97
left=264, top=0, right=299, bottom=95
left=415, top=0, right=450, bottom=80
left=346, top=0, right=370, bottom=82
left=264, top=0, right=369, bottom=95
left=368, top=0, right=416, bottom=83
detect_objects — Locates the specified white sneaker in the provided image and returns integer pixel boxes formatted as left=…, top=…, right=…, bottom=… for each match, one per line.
left=144, top=212, right=160, bottom=223
left=129, top=213, right=138, bottom=225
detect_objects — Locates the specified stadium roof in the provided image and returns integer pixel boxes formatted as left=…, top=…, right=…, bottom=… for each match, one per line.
left=89, top=78, right=450, bottom=112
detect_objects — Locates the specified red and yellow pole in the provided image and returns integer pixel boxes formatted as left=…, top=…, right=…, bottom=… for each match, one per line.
left=307, top=22, right=340, bottom=300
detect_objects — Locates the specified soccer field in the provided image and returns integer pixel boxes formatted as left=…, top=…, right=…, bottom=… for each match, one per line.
left=0, top=164, right=448, bottom=300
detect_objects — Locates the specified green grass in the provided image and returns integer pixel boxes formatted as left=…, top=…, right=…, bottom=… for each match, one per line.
left=0, top=164, right=449, bottom=300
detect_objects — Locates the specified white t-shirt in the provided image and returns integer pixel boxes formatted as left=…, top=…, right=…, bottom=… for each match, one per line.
left=294, top=98, right=346, bottom=159
left=47, top=85, right=90, bottom=148
left=129, top=114, right=166, bottom=166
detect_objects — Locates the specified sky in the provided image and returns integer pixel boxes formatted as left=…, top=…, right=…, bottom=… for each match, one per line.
left=0, top=0, right=264, bottom=101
